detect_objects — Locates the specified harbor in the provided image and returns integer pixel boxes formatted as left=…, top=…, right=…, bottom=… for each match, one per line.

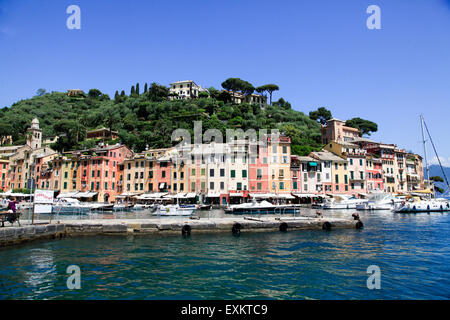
left=0, top=213, right=362, bottom=247
left=0, top=209, right=448, bottom=300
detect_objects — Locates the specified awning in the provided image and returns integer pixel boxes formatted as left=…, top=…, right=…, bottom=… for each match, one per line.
left=308, top=161, right=318, bottom=167
left=230, top=193, right=243, bottom=197
left=206, top=192, right=220, bottom=197
left=293, top=193, right=326, bottom=198
left=276, top=194, right=295, bottom=199
left=75, top=191, right=98, bottom=198
left=249, top=193, right=276, bottom=199
left=159, top=182, right=167, bottom=189
left=185, top=193, right=196, bottom=198
left=57, top=192, right=79, bottom=198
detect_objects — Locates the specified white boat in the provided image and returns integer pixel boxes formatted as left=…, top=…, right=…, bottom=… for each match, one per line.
left=153, top=204, right=195, bottom=216
left=53, top=198, right=91, bottom=215
left=393, top=197, right=450, bottom=213
left=323, top=194, right=367, bottom=210
left=225, top=200, right=300, bottom=215
left=356, top=193, right=401, bottom=210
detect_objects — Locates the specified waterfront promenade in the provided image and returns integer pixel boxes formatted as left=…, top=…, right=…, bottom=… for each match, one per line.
left=0, top=216, right=361, bottom=247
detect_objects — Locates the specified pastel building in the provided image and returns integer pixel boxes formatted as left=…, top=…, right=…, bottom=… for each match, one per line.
left=268, top=135, right=291, bottom=195
left=60, top=144, right=133, bottom=202
left=249, top=141, right=270, bottom=195
left=324, top=141, right=368, bottom=195
left=365, top=155, right=383, bottom=192
left=310, top=151, right=340, bottom=194
left=321, top=118, right=360, bottom=144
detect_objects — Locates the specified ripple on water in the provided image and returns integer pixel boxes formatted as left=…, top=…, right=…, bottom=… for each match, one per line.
left=1, top=210, right=450, bottom=299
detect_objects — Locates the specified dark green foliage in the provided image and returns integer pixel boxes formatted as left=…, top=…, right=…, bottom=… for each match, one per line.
left=309, top=107, right=332, bottom=125
left=345, top=117, right=378, bottom=136
left=273, top=98, right=291, bottom=110
left=430, top=176, right=444, bottom=183
left=0, top=88, right=325, bottom=156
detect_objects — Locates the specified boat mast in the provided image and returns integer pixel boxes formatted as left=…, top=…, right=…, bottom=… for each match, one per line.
left=420, top=115, right=430, bottom=189
left=422, top=115, right=450, bottom=195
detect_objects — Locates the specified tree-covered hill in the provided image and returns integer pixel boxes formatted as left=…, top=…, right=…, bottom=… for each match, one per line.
left=0, top=81, right=377, bottom=156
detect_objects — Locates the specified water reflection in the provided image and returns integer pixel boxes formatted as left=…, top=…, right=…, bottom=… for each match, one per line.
left=1, top=210, right=450, bottom=299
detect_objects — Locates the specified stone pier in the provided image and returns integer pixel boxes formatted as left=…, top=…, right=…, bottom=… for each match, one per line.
left=0, top=216, right=363, bottom=247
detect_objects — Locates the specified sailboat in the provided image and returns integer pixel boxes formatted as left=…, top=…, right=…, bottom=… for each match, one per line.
left=394, top=115, right=450, bottom=213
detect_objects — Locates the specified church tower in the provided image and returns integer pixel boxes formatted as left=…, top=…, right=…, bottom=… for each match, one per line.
left=27, top=118, right=42, bottom=149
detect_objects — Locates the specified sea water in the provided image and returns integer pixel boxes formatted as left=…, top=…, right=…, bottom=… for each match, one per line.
left=0, top=209, right=449, bottom=299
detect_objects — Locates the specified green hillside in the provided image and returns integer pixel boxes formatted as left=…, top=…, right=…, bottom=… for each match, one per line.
left=0, top=82, right=375, bottom=156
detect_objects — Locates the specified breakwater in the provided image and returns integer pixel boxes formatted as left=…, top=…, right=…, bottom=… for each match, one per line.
left=0, top=216, right=362, bottom=247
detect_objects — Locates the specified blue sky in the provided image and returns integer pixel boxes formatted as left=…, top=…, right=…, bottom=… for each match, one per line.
left=1, top=0, right=450, bottom=164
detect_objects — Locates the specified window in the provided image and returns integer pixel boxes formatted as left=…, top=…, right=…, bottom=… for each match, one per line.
left=335, top=175, right=339, bottom=183
left=210, top=169, right=214, bottom=177
left=210, top=182, right=214, bottom=190
left=350, top=159, right=353, bottom=165
left=344, top=175, right=348, bottom=184
left=231, top=170, right=236, bottom=178
left=105, top=182, right=108, bottom=190
left=201, top=168, right=206, bottom=176
left=335, top=163, right=338, bottom=170
left=149, top=171, right=153, bottom=179
left=242, top=170, right=247, bottom=178
left=191, top=182, right=195, bottom=191
left=360, top=172, right=364, bottom=180
left=279, top=182, right=284, bottom=190
left=63, top=182, right=67, bottom=189
left=149, top=183, right=153, bottom=191
left=257, top=169, right=262, bottom=179
left=257, top=182, right=262, bottom=190
left=360, top=159, right=363, bottom=166
left=237, top=182, right=242, bottom=190
left=162, top=171, right=166, bottom=178
left=220, top=169, right=225, bottom=177
left=220, top=182, right=224, bottom=190
left=282, top=146, right=287, bottom=154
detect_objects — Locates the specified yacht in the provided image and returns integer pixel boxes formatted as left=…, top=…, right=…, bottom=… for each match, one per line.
left=393, top=197, right=450, bottom=213
left=224, top=200, right=300, bottom=215
left=322, top=194, right=367, bottom=210
left=356, top=193, right=400, bottom=211
left=153, top=204, right=195, bottom=216
left=52, top=198, right=91, bottom=215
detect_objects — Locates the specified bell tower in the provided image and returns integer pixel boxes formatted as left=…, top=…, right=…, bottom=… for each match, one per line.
left=27, top=118, right=42, bottom=149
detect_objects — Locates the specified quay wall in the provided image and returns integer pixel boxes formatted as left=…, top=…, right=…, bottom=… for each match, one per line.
left=0, top=217, right=362, bottom=247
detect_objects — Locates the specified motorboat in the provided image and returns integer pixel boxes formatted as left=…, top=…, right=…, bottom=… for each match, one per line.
left=322, top=194, right=367, bottom=210
left=113, top=203, right=134, bottom=211
left=52, top=198, right=91, bottom=215
left=224, top=200, right=300, bottom=215
left=88, top=203, right=115, bottom=212
left=356, top=193, right=400, bottom=210
left=393, top=197, right=450, bottom=213
left=153, top=204, right=195, bottom=216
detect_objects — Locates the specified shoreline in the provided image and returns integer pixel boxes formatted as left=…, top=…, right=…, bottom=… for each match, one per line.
left=0, top=216, right=362, bottom=247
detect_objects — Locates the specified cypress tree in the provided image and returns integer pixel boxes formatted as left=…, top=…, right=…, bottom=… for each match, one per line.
left=131, top=85, right=135, bottom=96
left=120, top=90, right=125, bottom=97
left=136, top=83, right=140, bottom=95
left=144, top=83, right=148, bottom=93
left=114, top=90, right=120, bottom=102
